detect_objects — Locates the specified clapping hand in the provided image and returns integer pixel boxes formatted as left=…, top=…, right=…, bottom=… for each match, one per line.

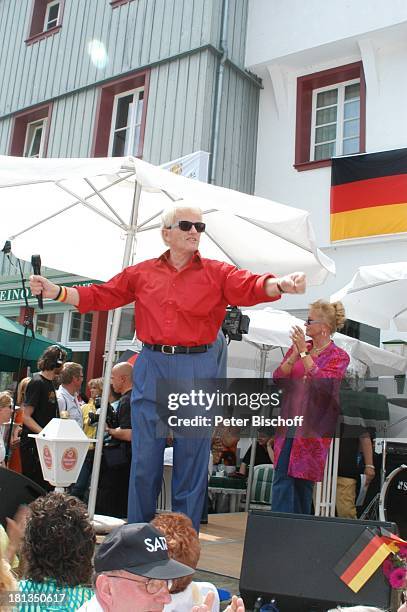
left=225, top=596, right=245, bottom=612
left=290, top=325, right=307, bottom=353
left=191, top=593, right=245, bottom=612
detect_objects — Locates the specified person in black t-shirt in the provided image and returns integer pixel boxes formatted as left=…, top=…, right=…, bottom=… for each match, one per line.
left=96, top=362, right=133, bottom=518
left=20, top=345, right=67, bottom=489
left=239, top=430, right=274, bottom=477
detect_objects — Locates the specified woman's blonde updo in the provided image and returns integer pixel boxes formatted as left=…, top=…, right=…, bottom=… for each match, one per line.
left=310, top=299, right=346, bottom=333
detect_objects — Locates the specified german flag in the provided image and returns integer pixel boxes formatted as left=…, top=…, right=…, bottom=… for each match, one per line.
left=334, top=528, right=392, bottom=593
left=330, top=148, right=407, bottom=241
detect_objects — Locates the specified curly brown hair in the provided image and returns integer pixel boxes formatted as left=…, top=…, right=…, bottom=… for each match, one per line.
left=151, top=512, right=200, bottom=594
left=37, top=345, right=67, bottom=372
left=21, top=493, right=95, bottom=587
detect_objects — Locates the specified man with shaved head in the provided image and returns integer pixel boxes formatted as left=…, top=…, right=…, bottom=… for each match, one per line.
left=96, top=361, right=133, bottom=518
left=30, top=201, right=306, bottom=529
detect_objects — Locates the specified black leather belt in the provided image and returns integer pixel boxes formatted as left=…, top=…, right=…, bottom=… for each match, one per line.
left=143, top=342, right=213, bottom=354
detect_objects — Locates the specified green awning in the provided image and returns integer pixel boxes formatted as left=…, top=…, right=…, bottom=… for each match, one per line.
left=0, top=314, right=71, bottom=372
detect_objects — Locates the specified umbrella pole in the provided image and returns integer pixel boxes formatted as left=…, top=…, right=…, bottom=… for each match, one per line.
left=245, top=345, right=269, bottom=512
left=88, top=181, right=142, bottom=519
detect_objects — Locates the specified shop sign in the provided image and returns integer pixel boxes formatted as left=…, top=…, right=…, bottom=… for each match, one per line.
left=0, top=281, right=98, bottom=303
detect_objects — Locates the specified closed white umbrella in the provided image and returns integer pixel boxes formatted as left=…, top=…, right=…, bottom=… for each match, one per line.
left=330, top=262, right=407, bottom=331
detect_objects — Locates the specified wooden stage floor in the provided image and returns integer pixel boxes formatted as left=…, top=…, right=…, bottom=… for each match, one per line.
left=198, top=512, right=247, bottom=579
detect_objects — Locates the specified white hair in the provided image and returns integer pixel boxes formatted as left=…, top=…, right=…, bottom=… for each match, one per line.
left=327, top=607, right=386, bottom=612
left=160, top=202, right=203, bottom=245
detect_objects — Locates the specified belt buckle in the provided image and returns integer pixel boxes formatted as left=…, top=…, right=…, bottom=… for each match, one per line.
left=161, top=345, right=175, bottom=354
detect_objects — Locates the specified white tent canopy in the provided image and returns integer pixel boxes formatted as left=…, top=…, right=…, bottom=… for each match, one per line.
left=330, top=262, right=407, bottom=330
left=0, top=155, right=334, bottom=284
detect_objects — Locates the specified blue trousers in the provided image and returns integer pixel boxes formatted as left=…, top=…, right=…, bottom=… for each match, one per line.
left=271, top=437, right=314, bottom=514
left=127, top=345, right=218, bottom=532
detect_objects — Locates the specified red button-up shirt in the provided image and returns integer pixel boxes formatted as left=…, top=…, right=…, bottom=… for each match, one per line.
left=76, top=251, right=280, bottom=346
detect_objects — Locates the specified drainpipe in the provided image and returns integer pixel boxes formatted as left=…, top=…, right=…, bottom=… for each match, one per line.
left=209, top=0, right=229, bottom=185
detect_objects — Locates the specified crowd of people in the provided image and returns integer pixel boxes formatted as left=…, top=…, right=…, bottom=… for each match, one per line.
left=0, top=203, right=404, bottom=609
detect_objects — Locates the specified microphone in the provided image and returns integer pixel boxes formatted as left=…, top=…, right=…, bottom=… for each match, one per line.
left=31, top=254, right=43, bottom=309
left=1, top=241, right=11, bottom=255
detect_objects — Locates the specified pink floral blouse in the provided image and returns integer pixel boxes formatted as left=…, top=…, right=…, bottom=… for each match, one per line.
left=273, top=340, right=350, bottom=482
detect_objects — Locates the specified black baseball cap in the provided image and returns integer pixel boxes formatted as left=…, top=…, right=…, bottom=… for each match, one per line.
left=95, top=523, right=194, bottom=580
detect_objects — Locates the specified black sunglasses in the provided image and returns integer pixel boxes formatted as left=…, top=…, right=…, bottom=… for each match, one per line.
left=305, top=318, right=324, bottom=325
left=166, top=220, right=206, bottom=233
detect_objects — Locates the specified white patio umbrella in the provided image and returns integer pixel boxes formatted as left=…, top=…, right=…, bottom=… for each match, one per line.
left=330, top=262, right=407, bottom=330
left=242, top=307, right=407, bottom=377
left=0, top=154, right=335, bottom=517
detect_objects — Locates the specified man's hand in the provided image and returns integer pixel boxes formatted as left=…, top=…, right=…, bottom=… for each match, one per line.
left=191, top=590, right=215, bottom=611
left=225, top=596, right=245, bottom=612
left=279, top=272, right=306, bottom=294
left=29, top=275, right=59, bottom=299
left=364, top=466, right=375, bottom=484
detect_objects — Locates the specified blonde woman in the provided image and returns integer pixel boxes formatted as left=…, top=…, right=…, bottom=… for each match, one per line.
left=272, top=300, right=350, bottom=514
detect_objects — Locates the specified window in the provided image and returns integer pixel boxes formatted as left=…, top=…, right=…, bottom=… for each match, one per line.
left=310, top=80, right=360, bottom=161
left=26, top=0, right=64, bottom=45
left=35, top=312, right=64, bottom=341
left=117, top=307, right=135, bottom=341
left=108, top=89, right=144, bottom=157
left=92, top=71, right=149, bottom=157
left=295, top=62, right=365, bottom=171
left=44, top=0, right=60, bottom=30
left=69, top=312, right=93, bottom=342
left=24, top=119, right=47, bottom=158
left=10, top=104, right=51, bottom=157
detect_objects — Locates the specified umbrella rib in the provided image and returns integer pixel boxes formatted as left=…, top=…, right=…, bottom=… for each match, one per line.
left=394, top=305, right=407, bottom=318
left=84, top=178, right=126, bottom=226
left=8, top=172, right=135, bottom=239
left=236, top=215, right=313, bottom=254
left=56, top=182, right=125, bottom=228
left=9, top=201, right=83, bottom=240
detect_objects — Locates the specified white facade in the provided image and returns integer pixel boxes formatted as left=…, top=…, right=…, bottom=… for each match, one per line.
left=246, top=0, right=407, bottom=342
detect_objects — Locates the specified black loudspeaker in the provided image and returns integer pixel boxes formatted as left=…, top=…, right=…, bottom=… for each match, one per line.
left=0, top=467, right=46, bottom=528
left=239, top=511, right=396, bottom=611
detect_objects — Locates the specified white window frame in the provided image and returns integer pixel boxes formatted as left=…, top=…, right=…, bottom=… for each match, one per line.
left=44, top=0, right=60, bottom=31
left=23, top=118, right=47, bottom=158
left=108, top=87, right=144, bottom=157
left=310, top=78, right=360, bottom=161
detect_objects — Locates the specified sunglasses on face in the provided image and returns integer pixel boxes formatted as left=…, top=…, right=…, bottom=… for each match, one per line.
left=106, top=575, right=172, bottom=594
left=166, top=220, right=206, bottom=233
left=305, top=318, right=324, bottom=325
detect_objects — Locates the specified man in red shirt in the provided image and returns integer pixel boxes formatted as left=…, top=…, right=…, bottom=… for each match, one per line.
left=30, top=204, right=306, bottom=530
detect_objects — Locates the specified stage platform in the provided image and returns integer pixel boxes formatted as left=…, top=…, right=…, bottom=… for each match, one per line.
left=198, top=512, right=247, bottom=579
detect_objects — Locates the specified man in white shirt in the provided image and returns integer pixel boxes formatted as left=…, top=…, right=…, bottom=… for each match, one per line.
left=56, top=362, right=84, bottom=428
left=77, top=523, right=193, bottom=612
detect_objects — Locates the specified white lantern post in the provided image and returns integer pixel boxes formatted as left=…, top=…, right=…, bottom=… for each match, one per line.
left=29, top=418, right=95, bottom=493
